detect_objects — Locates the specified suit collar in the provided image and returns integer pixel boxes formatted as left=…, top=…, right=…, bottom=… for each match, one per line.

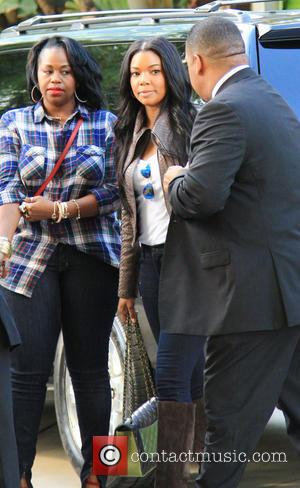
left=215, top=67, right=257, bottom=96
left=212, top=65, right=249, bottom=98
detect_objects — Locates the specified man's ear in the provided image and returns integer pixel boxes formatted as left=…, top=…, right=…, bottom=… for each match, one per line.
left=193, top=53, right=203, bottom=75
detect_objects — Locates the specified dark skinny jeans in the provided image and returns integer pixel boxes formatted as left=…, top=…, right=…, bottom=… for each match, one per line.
left=138, top=244, right=206, bottom=402
left=1, top=244, right=119, bottom=487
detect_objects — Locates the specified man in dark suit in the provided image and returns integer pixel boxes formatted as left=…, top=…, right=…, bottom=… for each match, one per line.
left=0, top=284, right=21, bottom=488
left=160, top=17, right=300, bottom=487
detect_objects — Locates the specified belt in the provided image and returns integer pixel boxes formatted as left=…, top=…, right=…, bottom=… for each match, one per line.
left=140, top=243, right=165, bottom=252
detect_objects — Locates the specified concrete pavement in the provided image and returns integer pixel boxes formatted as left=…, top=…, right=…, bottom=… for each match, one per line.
left=32, top=400, right=300, bottom=488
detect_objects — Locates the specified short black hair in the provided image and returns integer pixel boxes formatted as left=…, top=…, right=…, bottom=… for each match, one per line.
left=187, top=17, right=245, bottom=59
left=26, top=36, right=104, bottom=110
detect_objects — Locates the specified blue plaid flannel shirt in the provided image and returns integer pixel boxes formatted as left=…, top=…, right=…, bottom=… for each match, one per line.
left=0, top=102, right=120, bottom=297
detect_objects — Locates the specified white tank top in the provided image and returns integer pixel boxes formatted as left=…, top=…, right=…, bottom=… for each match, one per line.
left=133, top=153, right=170, bottom=246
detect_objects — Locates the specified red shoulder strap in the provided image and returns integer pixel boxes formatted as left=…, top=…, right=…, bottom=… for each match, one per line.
left=35, top=117, right=83, bottom=197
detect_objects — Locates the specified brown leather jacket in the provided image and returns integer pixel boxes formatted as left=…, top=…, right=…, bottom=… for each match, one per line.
left=118, top=111, right=185, bottom=298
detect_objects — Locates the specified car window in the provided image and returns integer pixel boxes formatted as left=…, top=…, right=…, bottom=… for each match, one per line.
left=0, top=41, right=189, bottom=116
left=87, top=43, right=130, bottom=112
left=0, top=45, right=128, bottom=116
left=86, top=41, right=188, bottom=111
left=258, top=33, right=300, bottom=119
left=0, top=51, right=29, bottom=115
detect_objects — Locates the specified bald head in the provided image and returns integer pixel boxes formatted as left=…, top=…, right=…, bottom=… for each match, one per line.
left=187, top=17, right=245, bottom=60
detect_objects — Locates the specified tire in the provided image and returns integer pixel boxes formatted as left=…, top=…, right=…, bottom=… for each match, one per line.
left=53, top=315, right=155, bottom=487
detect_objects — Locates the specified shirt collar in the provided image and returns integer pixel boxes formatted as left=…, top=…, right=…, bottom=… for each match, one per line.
left=211, top=65, right=249, bottom=99
left=33, top=101, right=90, bottom=124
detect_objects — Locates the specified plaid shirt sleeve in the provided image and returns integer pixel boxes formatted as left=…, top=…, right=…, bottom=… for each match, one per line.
left=88, top=112, right=120, bottom=216
left=0, top=113, right=24, bottom=205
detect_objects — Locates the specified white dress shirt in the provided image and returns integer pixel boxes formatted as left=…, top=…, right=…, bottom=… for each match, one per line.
left=211, top=65, right=249, bottom=99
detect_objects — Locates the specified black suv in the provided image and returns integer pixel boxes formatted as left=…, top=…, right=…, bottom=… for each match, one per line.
left=0, top=6, right=300, bottom=487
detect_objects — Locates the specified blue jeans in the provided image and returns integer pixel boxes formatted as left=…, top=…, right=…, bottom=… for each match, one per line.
left=156, top=332, right=206, bottom=402
left=138, top=244, right=205, bottom=402
left=1, top=244, right=118, bottom=486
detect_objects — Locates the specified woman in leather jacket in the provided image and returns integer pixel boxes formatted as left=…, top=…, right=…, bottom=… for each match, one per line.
left=115, top=37, right=206, bottom=487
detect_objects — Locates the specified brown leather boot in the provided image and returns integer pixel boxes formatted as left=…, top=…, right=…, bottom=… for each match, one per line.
left=155, top=401, right=195, bottom=488
left=189, top=397, right=208, bottom=478
left=193, top=397, right=207, bottom=456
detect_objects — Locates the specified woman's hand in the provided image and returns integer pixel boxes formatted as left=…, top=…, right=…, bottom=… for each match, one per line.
left=22, top=196, right=54, bottom=222
left=117, top=298, right=137, bottom=324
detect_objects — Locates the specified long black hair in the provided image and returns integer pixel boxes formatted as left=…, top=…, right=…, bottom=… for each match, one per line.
left=115, top=37, right=196, bottom=208
left=26, top=36, right=104, bottom=110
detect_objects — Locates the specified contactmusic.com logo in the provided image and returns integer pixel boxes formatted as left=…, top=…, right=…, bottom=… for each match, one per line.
left=93, top=436, right=128, bottom=476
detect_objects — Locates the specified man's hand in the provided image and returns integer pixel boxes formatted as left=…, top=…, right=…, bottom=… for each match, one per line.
left=118, top=298, right=137, bottom=324
left=21, top=196, right=54, bottom=222
left=163, top=166, right=187, bottom=193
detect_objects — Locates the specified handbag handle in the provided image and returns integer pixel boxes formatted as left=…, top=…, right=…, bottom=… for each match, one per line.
left=123, top=317, right=156, bottom=421
left=34, top=117, right=83, bottom=196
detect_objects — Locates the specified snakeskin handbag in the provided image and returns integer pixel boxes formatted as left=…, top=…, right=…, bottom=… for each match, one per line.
left=115, top=318, right=157, bottom=477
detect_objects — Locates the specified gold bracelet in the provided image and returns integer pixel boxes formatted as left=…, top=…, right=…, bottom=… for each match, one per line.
left=0, top=244, right=11, bottom=258
left=61, top=202, right=69, bottom=219
left=55, top=202, right=63, bottom=223
left=71, top=199, right=81, bottom=220
left=0, top=236, right=10, bottom=244
left=51, top=202, right=59, bottom=222
left=0, top=238, right=12, bottom=259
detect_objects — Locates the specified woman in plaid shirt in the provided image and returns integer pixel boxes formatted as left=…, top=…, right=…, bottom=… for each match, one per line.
left=0, top=36, right=120, bottom=488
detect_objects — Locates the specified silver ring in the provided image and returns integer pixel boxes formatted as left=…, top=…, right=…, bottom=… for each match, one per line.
left=19, top=202, right=30, bottom=217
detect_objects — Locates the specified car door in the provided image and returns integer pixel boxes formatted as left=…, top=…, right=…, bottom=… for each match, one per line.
left=257, top=24, right=300, bottom=119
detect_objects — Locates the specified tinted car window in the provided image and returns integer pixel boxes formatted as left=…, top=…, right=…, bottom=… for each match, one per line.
left=81, top=41, right=186, bottom=110
left=88, top=43, right=130, bottom=111
left=0, top=51, right=29, bottom=114
left=258, top=44, right=300, bottom=119
left=0, top=41, right=186, bottom=115
left=0, top=44, right=128, bottom=115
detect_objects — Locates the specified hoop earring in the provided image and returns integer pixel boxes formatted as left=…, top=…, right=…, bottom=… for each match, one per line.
left=31, top=85, right=42, bottom=103
left=75, top=90, right=87, bottom=103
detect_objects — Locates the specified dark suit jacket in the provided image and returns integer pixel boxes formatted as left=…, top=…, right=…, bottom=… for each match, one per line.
left=159, top=68, right=300, bottom=336
left=0, top=290, right=20, bottom=349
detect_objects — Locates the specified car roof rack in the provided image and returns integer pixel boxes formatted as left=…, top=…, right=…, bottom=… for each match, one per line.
left=196, top=0, right=278, bottom=12
left=1, top=7, right=252, bottom=36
